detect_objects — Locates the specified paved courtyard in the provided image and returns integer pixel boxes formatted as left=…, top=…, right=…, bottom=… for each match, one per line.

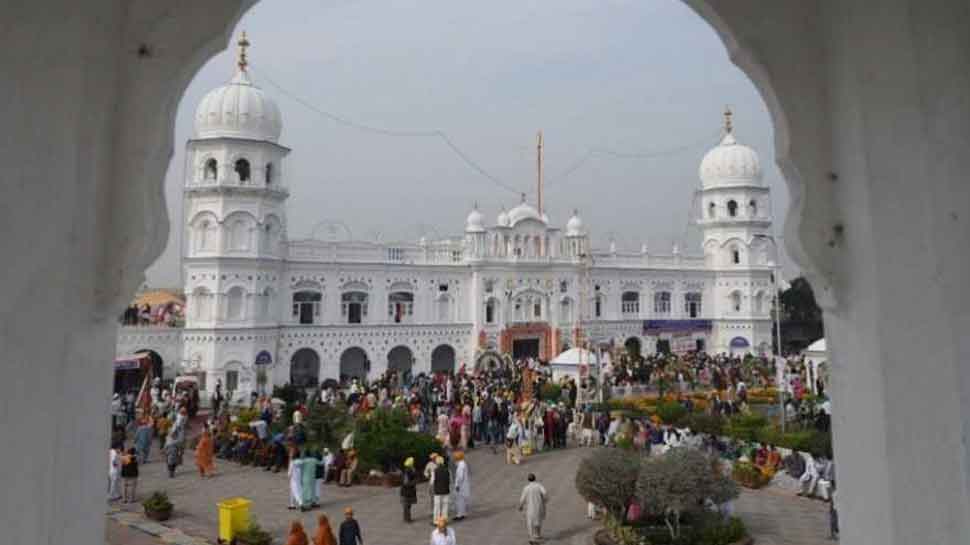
left=110, top=445, right=831, bottom=545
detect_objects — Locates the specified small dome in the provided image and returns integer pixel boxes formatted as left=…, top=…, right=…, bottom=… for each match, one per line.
left=507, top=201, right=544, bottom=226
left=699, top=132, right=762, bottom=188
left=496, top=207, right=509, bottom=227
left=566, top=210, right=584, bottom=236
left=465, top=205, right=485, bottom=233
left=194, top=69, right=282, bottom=142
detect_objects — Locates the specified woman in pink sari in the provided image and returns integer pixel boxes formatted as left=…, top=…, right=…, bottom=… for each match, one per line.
left=459, top=404, right=472, bottom=449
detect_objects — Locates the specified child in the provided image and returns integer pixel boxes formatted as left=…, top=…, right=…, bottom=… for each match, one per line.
left=121, top=447, right=139, bottom=503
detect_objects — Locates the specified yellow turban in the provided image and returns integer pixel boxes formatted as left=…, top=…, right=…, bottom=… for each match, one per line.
left=404, top=457, right=415, bottom=468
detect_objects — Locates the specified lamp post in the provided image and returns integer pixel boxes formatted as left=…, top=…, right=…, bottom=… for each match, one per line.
left=753, top=234, right=785, bottom=432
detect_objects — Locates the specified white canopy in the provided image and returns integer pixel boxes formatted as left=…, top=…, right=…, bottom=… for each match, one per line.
left=550, top=347, right=597, bottom=365
left=804, top=338, right=827, bottom=354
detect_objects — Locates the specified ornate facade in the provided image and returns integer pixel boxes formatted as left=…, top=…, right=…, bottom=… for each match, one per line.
left=118, top=38, right=777, bottom=398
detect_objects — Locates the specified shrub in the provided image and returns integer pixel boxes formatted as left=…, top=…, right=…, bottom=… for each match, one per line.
left=681, top=413, right=723, bottom=437
left=355, top=408, right=441, bottom=473
left=234, top=522, right=273, bottom=545
left=142, top=491, right=173, bottom=512
left=636, top=448, right=739, bottom=541
left=686, top=514, right=747, bottom=545
left=575, top=449, right=641, bottom=519
left=304, top=403, right=354, bottom=451
left=540, top=383, right=562, bottom=402
left=756, top=427, right=832, bottom=458
left=724, top=414, right=768, bottom=442
left=732, top=461, right=771, bottom=489
left=655, top=401, right=689, bottom=426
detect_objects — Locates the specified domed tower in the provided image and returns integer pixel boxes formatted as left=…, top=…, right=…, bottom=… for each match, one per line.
left=182, top=32, right=290, bottom=334
left=564, top=209, right=588, bottom=258
left=696, top=108, right=775, bottom=355
left=464, top=203, right=486, bottom=260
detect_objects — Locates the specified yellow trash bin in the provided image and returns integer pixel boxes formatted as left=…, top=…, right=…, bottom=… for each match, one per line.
left=217, top=497, right=252, bottom=542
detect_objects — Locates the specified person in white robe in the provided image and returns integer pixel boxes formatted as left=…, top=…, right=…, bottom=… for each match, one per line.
left=452, top=452, right=471, bottom=520
left=798, top=453, right=819, bottom=497
left=518, top=474, right=548, bottom=544
left=107, top=447, right=122, bottom=501
left=430, top=517, right=456, bottom=545
left=287, top=448, right=303, bottom=509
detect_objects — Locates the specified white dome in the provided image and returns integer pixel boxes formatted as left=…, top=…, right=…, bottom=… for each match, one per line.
left=496, top=208, right=510, bottom=227
left=194, top=69, right=282, bottom=142
left=699, top=132, right=762, bottom=188
left=507, top=201, right=544, bottom=226
left=465, top=206, right=485, bottom=232
left=566, top=210, right=584, bottom=236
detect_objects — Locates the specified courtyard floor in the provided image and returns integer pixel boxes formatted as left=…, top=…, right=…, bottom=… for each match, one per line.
left=107, top=444, right=831, bottom=545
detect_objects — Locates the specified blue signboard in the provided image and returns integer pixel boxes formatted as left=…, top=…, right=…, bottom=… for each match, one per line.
left=254, top=350, right=273, bottom=366
left=643, top=320, right=712, bottom=335
left=729, top=336, right=750, bottom=348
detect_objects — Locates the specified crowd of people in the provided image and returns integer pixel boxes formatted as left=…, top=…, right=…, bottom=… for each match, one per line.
left=107, top=347, right=836, bottom=544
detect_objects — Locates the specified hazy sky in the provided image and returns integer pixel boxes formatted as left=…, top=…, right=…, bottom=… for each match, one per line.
left=146, top=0, right=790, bottom=287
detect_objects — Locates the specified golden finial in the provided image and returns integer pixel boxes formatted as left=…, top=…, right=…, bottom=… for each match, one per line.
left=237, top=31, right=251, bottom=72
left=724, top=105, right=733, bottom=134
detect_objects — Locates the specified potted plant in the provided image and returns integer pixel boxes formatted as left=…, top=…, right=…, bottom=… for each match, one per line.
left=235, top=522, right=273, bottom=545
left=142, top=491, right=173, bottom=521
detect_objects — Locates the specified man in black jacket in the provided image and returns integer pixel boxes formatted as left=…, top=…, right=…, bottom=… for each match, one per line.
left=339, top=507, right=363, bottom=545
left=432, top=454, right=451, bottom=524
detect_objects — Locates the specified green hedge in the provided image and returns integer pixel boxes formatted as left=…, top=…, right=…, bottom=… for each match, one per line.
left=354, top=408, right=442, bottom=473
left=540, top=383, right=562, bottom=402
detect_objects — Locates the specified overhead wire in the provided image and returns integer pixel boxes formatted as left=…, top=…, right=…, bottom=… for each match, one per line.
left=250, top=67, right=523, bottom=196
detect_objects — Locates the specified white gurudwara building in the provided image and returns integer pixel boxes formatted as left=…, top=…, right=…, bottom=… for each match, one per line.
left=116, top=36, right=778, bottom=398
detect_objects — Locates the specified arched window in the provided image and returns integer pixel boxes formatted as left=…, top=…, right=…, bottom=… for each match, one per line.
left=228, top=219, right=250, bottom=251
left=707, top=202, right=716, bottom=218
left=437, top=294, right=452, bottom=322
left=653, top=291, right=671, bottom=315
left=621, top=291, right=639, bottom=316
left=388, top=291, right=414, bottom=323
left=754, top=292, right=765, bottom=313
left=265, top=162, right=274, bottom=185
left=192, top=287, right=212, bottom=320
left=234, top=158, right=251, bottom=183
left=259, top=287, right=275, bottom=319
left=532, top=298, right=542, bottom=320
left=731, top=291, right=742, bottom=312
left=196, top=220, right=213, bottom=251
left=559, top=297, right=573, bottom=324
left=727, top=200, right=738, bottom=217
left=594, top=295, right=604, bottom=318
left=749, top=199, right=758, bottom=217
left=685, top=292, right=702, bottom=318
left=485, top=298, right=498, bottom=324
left=226, top=287, right=245, bottom=320
left=732, top=247, right=741, bottom=265
left=203, top=158, right=218, bottom=181
left=341, top=292, right=368, bottom=324
left=292, top=291, right=321, bottom=324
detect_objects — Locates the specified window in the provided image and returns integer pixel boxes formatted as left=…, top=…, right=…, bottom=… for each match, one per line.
left=265, top=162, right=273, bottom=185
left=387, top=292, right=414, bottom=323
left=438, top=283, right=449, bottom=292
left=204, top=158, right=218, bottom=181
left=754, top=292, right=765, bottom=313
left=732, top=248, right=741, bottom=264
left=228, top=219, right=250, bottom=251
left=226, top=287, right=245, bottom=320
left=594, top=296, right=603, bottom=318
left=533, top=301, right=542, bottom=320
left=731, top=291, right=742, bottom=312
left=292, top=291, right=321, bottom=325
left=386, top=247, right=405, bottom=262
left=234, top=158, right=251, bottom=183
left=341, top=292, right=368, bottom=324
left=685, top=292, right=702, bottom=318
left=727, top=200, right=738, bottom=217
left=749, top=199, right=758, bottom=217
left=559, top=280, right=568, bottom=293
left=654, top=291, right=671, bottom=315
left=197, top=220, right=213, bottom=251
left=193, top=288, right=212, bottom=320
left=259, top=287, right=274, bottom=319
left=559, top=298, right=573, bottom=324
left=485, top=299, right=496, bottom=324
left=707, top=202, right=716, bottom=218
left=621, top=291, right=639, bottom=316
left=437, top=295, right=451, bottom=322
left=225, top=370, right=239, bottom=392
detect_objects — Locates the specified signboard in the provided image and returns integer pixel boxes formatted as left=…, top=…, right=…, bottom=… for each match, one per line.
left=643, top=320, right=712, bottom=335
left=729, top=336, right=751, bottom=348
left=671, top=332, right=695, bottom=355
left=254, top=350, right=273, bottom=366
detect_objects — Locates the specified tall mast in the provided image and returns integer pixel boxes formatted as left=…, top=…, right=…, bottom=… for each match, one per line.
left=536, top=130, right=544, bottom=215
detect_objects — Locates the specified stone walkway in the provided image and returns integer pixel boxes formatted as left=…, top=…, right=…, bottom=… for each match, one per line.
left=109, top=445, right=832, bottom=545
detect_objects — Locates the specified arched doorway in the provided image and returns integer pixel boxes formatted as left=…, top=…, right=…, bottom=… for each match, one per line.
left=729, top=336, right=750, bottom=356
left=290, top=348, right=320, bottom=387
left=134, top=349, right=164, bottom=380
left=624, top=337, right=642, bottom=359
left=430, top=344, right=456, bottom=374
left=340, top=347, right=370, bottom=382
left=387, top=345, right=413, bottom=376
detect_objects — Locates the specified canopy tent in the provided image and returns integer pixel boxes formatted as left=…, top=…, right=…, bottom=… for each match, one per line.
left=131, top=289, right=185, bottom=307
left=549, top=348, right=608, bottom=381
left=802, top=338, right=828, bottom=394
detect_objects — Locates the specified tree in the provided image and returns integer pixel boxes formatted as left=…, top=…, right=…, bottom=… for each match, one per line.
left=778, top=276, right=824, bottom=352
left=636, top=448, right=739, bottom=540
left=575, top=449, right=641, bottom=519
